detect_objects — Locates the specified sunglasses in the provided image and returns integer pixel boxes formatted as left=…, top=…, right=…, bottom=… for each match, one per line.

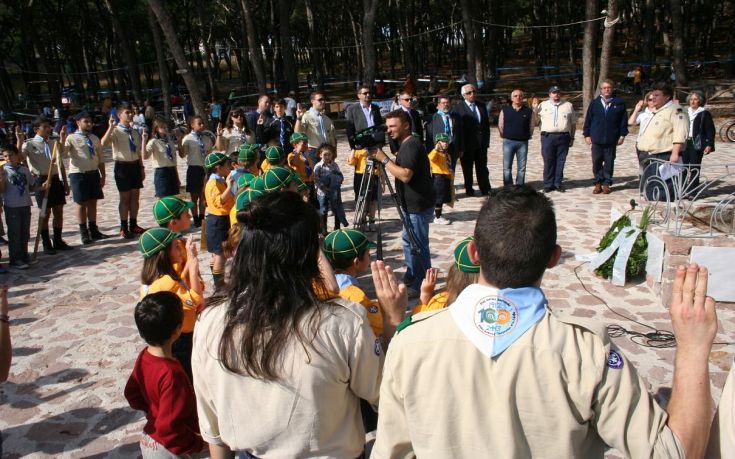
left=464, top=91, right=476, bottom=94
left=232, top=114, right=243, bottom=118
left=647, top=98, right=654, bottom=101
left=359, top=92, right=371, bottom=95
left=400, top=98, right=412, bottom=101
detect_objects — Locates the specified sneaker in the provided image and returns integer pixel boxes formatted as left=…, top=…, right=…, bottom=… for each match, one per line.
left=10, top=261, right=29, bottom=270
left=119, top=229, right=135, bottom=240
left=130, top=225, right=146, bottom=235
left=433, top=216, right=451, bottom=225
left=89, top=227, right=111, bottom=240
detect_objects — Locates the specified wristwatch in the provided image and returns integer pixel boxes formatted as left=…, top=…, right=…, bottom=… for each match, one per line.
left=381, top=156, right=391, bottom=166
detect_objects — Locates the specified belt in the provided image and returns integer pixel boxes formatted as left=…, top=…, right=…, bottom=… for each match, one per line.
left=541, top=132, right=569, bottom=136
left=116, top=160, right=141, bottom=164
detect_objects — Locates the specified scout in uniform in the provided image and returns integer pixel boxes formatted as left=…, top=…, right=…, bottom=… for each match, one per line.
left=371, top=186, right=718, bottom=459
left=152, top=196, right=196, bottom=280
left=261, top=166, right=298, bottom=194
left=17, top=117, right=72, bottom=252
left=228, top=144, right=258, bottom=196
left=203, top=152, right=235, bottom=292
left=260, top=145, right=286, bottom=174
left=534, top=86, right=576, bottom=193
left=179, top=115, right=214, bottom=227
left=62, top=112, right=111, bottom=245
left=214, top=108, right=254, bottom=156
left=102, top=106, right=145, bottom=239
left=428, top=133, right=455, bottom=225
left=414, top=236, right=479, bottom=314
left=636, top=83, right=689, bottom=201
left=287, top=132, right=317, bottom=206
left=223, top=188, right=265, bottom=259
left=144, top=118, right=180, bottom=199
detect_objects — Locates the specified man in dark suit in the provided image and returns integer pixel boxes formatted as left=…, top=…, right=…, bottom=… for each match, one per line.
left=389, top=91, right=423, bottom=153
left=454, top=84, right=491, bottom=196
left=345, top=86, right=384, bottom=149
left=426, top=94, right=461, bottom=172
left=583, top=79, right=628, bottom=194
left=245, top=94, right=272, bottom=133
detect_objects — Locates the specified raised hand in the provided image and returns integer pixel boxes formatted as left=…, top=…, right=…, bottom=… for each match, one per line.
left=669, top=264, right=717, bottom=351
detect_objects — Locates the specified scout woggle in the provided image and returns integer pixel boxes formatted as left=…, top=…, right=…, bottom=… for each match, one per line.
left=450, top=284, right=547, bottom=358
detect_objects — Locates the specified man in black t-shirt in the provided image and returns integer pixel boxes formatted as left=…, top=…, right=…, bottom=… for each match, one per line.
left=374, top=110, right=434, bottom=297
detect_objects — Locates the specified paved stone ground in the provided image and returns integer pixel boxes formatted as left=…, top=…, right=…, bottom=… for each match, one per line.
left=1, top=129, right=734, bottom=458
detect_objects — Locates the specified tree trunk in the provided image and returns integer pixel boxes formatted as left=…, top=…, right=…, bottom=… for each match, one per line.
left=669, top=0, right=688, bottom=85
left=278, top=0, right=298, bottom=93
left=197, top=9, right=218, bottom=99
left=362, top=0, right=380, bottom=87
left=642, top=0, right=655, bottom=66
left=597, top=0, right=618, bottom=88
left=147, top=0, right=207, bottom=125
left=240, top=0, right=267, bottom=93
left=147, top=9, right=171, bottom=118
left=459, top=0, right=478, bottom=85
left=582, top=0, right=599, bottom=117
left=104, top=0, right=144, bottom=103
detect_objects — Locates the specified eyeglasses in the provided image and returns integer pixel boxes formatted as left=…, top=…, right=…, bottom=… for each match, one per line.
left=359, top=92, right=371, bottom=96
left=464, top=91, right=476, bottom=95
left=400, top=98, right=411, bottom=101
left=232, top=114, right=243, bottom=118
left=512, top=94, right=523, bottom=97
left=315, top=98, right=326, bottom=102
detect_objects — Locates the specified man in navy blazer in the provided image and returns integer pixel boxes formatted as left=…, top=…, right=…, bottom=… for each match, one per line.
left=425, top=94, right=461, bottom=171
left=454, top=84, right=491, bottom=196
left=583, top=79, right=628, bottom=194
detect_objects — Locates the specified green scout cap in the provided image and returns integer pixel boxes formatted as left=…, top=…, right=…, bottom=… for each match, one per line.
left=262, top=166, right=294, bottom=192
left=249, top=175, right=266, bottom=192
left=238, top=143, right=259, bottom=162
left=323, top=229, right=376, bottom=262
left=235, top=188, right=265, bottom=212
left=454, top=236, right=480, bottom=273
left=237, top=172, right=256, bottom=190
left=290, top=132, right=308, bottom=144
left=434, top=133, right=450, bottom=143
left=265, top=145, right=285, bottom=164
left=152, top=196, right=194, bottom=225
left=205, top=151, right=228, bottom=169
left=138, top=228, right=180, bottom=259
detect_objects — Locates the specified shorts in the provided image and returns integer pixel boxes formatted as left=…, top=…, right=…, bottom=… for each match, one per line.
left=154, top=167, right=181, bottom=198
left=205, top=214, right=230, bottom=255
left=34, top=175, right=66, bottom=208
left=114, top=161, right=144, bottom=192
left=353, top=172, right=379, bottom=202
left=69, top=171, right=104, bottom=204
left=433, top=175, right=451, bottom=206
left=186, top=166, right=206, bottom=193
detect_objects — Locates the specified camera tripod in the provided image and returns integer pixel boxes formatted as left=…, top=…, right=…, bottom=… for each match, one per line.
left=353, top=155, right=422, bottom=262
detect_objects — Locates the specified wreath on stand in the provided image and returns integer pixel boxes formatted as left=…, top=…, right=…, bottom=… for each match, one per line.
left=593, top=201, right=653, bottom=283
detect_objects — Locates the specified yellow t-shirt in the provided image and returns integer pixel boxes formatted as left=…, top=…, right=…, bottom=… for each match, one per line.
left=229, top=204, right=239, bottom=226
left=348, top=149, right=369, bottom=174
left=205, top=177, right=234, bottom=216
left=337, top=280, right=383, bottom=338
left=428, top=149, right=452, bottom=176
left=412, top=291, right=448, bottom=315
left=260, top=158, right=271, bottom=174
left=141, top=275, right=203, bottom=333
left=287, top=153, right=315, bottom=183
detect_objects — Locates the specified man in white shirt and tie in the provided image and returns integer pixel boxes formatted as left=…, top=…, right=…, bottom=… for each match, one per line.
left=426, top=95, right=461, bottom=173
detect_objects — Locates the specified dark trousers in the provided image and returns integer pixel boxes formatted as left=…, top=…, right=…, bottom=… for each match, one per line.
left=460, top=147, right=491, bottom=194
left=683, top=140, right=705, bottom=189
left=592, top=144, right=617, bottom=185
left=640, top=151, right=675, bottom=201
left=541, top=133, right=570, bottom=188
left=5, top=206, right=31, bottom=264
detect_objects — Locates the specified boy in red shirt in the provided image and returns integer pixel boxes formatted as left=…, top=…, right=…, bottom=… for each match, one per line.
left=125, top=291, right=205, bottom=457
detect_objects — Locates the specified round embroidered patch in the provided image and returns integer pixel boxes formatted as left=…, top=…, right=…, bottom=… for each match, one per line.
left=607, top=350, right=624, bottom=369
left=473, top=295, right=519, bottom=337
left=368, top=305, right=378, bottom=314
left=374, top=338, right=382, bottom=356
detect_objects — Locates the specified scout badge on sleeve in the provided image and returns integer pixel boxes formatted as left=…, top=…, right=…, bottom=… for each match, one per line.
left=450, top=284, right=548, bottom=358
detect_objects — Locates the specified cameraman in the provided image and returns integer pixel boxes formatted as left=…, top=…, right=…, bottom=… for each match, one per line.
left=373, top=110, right=434, bottom=297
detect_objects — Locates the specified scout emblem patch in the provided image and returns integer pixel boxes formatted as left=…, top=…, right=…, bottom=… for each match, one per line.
left=607, top=350, right=624, bottom=369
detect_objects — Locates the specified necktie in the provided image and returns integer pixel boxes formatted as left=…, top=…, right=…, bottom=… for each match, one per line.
left=470, top=103, right=478, bottom=121
left=79, top=132, right=95, bottom=158
left=443, top=114, right=451, bottom=136
left=193, top=133, right=205, bottom=159
left=278, top=118, right=286, bottom=148
left=120, top=125, right=137, bottom=153
left=318, top=113, right=326, bottom=141
left=43, top=140, right=51, bottom=160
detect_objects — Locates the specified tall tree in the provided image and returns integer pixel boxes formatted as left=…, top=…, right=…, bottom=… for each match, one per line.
left=147, top=9, right=171, bottom=118
left=582, top=0, right=599, bottom=116
left=597, top=0, right=618, bottom=88
left=240, top=0, right=267, bottom=93
left=104, top=0, right=144, bottom=103
left=362, top=0, right=380, bottom=87
left=279, top=0, right=298, bottom=92
left=669, top=0, right=688, bottom=86
left=459, top=0, right=478, bottom=85
left=147, top=0, right=207, bottom=124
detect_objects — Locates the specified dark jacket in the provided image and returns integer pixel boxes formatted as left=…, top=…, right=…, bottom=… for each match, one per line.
left=689, top=110, right=716, bottom=152
left=582, top=96, right=629, bottom=145
left=453, top=100, right=490, bottom=151
left=425, top=111, right=462, bottom=152
left=345, top=102, right=384, bottom=149
left=256, top=115, right=295, bottom=152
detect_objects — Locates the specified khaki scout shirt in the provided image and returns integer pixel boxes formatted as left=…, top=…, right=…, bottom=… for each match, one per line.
left=63, top=131, right=102, bottom=174
left=192, top=297, right=383, bottom=457
left=537, top=100, right=576, bottom=137
left=22, top=135, right=59, bottom=176
left=180, top=131, right=213, bottom=167
left=299, top=109, right=337, bottom=148
left=104, top=125, right=142, bottom=162
left=222, top=126, right=252, bottom=155
left=144, top=138, right=177, bottom=169
left=373, top=308, right=684, bottom=459
left=636, top=101, right=689, bottom=154
left=706, top=360, right=735, bottom=458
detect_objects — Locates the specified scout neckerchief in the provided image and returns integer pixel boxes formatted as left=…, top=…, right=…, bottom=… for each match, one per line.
left=335, top=273, right=359, bottom=290
left=209, top=172, right=225, bottom=182
left=77, top=131, right=96, bottom=158
left=449, top=283, right=547, bottom=358
left=5, top=163, right=27, bottom=196
left=157, top=133, right=173, bottom=160
left=118, top=124, right=138, bottom=153
left=33, top=135, right=51, bottom=160
left=302, top=152, right=313, bottom=178
left=192, top=131, right=206, bottom=161
left=275, top=117, right=287, bottom=148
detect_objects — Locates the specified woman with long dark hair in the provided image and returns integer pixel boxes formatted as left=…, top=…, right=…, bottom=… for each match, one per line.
left=192, top=191, right=404, bottom=458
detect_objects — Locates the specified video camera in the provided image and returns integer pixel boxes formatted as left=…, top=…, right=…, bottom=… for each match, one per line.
left=352, top=125, right=387, bottom=150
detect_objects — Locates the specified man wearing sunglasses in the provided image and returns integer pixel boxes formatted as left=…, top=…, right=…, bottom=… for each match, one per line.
left=389, top=92, right=424, bottom=154
left=295, top=91, right=337, bottom=165
left=454, top=84, right=491, bottom=197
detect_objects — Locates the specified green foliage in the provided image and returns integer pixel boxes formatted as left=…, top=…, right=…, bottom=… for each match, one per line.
left=594, top=206, right=653, bottom=281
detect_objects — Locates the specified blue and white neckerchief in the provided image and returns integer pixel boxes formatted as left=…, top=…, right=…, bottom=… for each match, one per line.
left=118, top=124, right=137, bottom=153
left=5, top=164, right=27, bottom=196
left=302, top=153, right=313, bottom=178
left=449, top=284, right=548, bottom=358
left=157, top=134, right=173, bottom=160
left=209, top=173, right=225, bottom=182
left=192, top=132, right=206, bottom=159
left=33, top=135, right=51, bottom=159
left=77, top=131, right=95, bottom=158
left=335, top=273, right=359, bottom=290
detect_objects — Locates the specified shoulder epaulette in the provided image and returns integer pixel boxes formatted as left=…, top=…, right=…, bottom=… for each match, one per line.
left=396, top=313, right=413, bottom=333
left=396, top=308, right=447, bottom=334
